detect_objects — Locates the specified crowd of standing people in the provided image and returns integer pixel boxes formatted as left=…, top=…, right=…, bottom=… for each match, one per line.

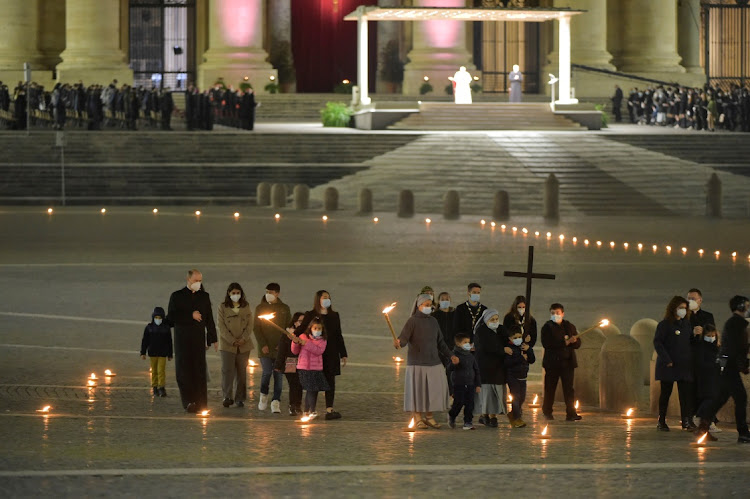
left=611, top=83, right=750, bottom=132
left=184, top=80, right=257, bottom=131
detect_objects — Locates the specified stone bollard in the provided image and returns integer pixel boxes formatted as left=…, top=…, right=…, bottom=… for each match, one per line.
left=493, top=190, right=509, bottom=221
left=324, top=187, right=339, bottom=211
left=630, top=318, right=658, bottom=385
left=706, top=173, right=722, bottom=218
left=594, top=323, right=621, bottom=339
left=649, top=351, right=681, bottom=417
left=543, top=174, right=559, bottom=222
left=357, top=188, right=373, bottom=215
left=256, top=182, right=271, bottom=207
left=600, top=334, right=642, bottom=411
left=271, top=183, right=287, bottom=209
left=397, top=189, right=414, bottom=218
left=293, top=184, right=309, bottom=210
left=443, top=190, right=460, bottom=220
left=572, top=329, right=607, bottom=407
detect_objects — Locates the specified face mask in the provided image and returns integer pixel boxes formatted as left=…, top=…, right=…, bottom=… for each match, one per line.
left=688, top=299, right=699, bottom=311
left=512, top=338, right=523, bottom=346
left=517, top=307, right=525, bottom=316
left=703, top=335, right=716, bottom=343
left=676, top=308, right=687, bottom=319
left=420, top=306, right=432, bottom=315
left=551, top=314, right=562, bottom=323
left=312, top=329, right=323, bottom=338
left=321, top=298, right=332, bottom=309
left=470, top=294, right=480, bottom=303
left=230, top=293, right=241, bottom=303
left=265, top=293, right=276, bottom=303
left=461, top=343, right=472, bottom=351
left=189, top=281, right=201, bottom=292
left=154, top=318, right=163, bottom=326
left=487, top=321, right=499, bottom=331
left=439, top=300, right=451, bottom=310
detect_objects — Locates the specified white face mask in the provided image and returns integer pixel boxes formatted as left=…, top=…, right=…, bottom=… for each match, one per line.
left=230, top=293, right=241, bottom=303
left=470, top=293, right=481, bottom=303
left=189, top=281, right=201, bottom=292
left=676, top=308, right=687, bottom=319
left=312, top=329, right=323, bottom=338
left=154, top=318, right=163, bottom=326
left=439, top=300, right=451, bottom=310
left=487, top=321, right=499, bottom=331
left=321, top=298, right=332, bottom=309
left=688, top=299, right=699, bottom=311
left=265, top=293, right=276, bottom=303
left=517, top=307, right=525, bottom=317
left=420, top=306, right=432, bottom=315
left=461, top=343, right=472, bottom=351
left=703, top=335, right=716, bottom=343
left=512, top=337, right=523, bottom=346
left=551, top=314, right=562, bottom=324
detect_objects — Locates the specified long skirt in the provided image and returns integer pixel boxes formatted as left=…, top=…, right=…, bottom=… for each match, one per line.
left=404, top=364, right=450, bottom=413
left=478, top=383, right=507, bottom=415
left=298, top=369, right=330, bottom=392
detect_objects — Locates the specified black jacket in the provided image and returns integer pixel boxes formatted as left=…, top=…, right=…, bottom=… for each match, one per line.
left=274, top=333, right=298, bottom=372
left=166, top=286, right=217, bottom=346
left=140, top=306, right=173, bottom=357
left=654, top=317, right=694, bottom=382
left=296, top=310, right=348, bottom=376
left=720, top=314, right=750, bottom=373
left=690, top=309, right=716, bottom=330
left=692, top=339, right=720, bottom=399
left=453, top=301, right=487, bottom=342
left=448, top=347, right=481, bottom=387
left=432, top=308, right=456, bottom=346
left=503, top=312, right=538, bottom=348
left=541, top=319, right=580, bottom=370
left=504, top=342, right=535, bottom=380
left=474, top=323, right=508, bottom=385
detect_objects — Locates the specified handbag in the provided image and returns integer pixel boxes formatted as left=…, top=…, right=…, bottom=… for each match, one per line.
left=284, top=356, right=298, bottom=374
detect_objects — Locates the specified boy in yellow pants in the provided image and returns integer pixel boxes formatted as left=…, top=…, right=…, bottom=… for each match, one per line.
left=140, top=306, right=173, bottom=397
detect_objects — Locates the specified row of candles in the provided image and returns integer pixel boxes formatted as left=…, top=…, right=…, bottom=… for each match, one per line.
left=44, top=207, right=749, bottom=262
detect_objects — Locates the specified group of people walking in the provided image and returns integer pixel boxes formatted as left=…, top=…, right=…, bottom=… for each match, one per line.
left=139, top=269, right=347, bottom=420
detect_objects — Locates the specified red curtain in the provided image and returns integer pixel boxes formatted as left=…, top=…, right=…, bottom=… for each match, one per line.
left=291, top=0, right=377, bottom=93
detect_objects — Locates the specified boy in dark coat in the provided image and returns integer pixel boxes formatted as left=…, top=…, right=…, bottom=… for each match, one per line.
left=692, top=324, right=720, bottom=439
left=447, top=333, right=481, bottom=430
left=505, top=325, right=535, bottom=427
left=140, top=306, right=173, bottom=397
left=541, top=303, right=581, bottom=421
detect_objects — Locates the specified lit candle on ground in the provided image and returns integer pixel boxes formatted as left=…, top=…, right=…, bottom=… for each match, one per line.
left=47, top=208, right=53, bottom=214
left=609, top=241, right=615, bottom=248
left=403, top=417, right=416, bottom=432
left=491, top=222, right=497, bottom=228
left=198, top=410, right=210, bottom=417
left=383, top=303, right=399, bottom=346
left=425, top=218, right=431, bottom=224
left=248, top=359, right=257, bottom=367
left=274, top=213, right=281, bottom=220
left=500, top=224, right=506, bottom=230
left=690, top=433, right=709, bottom=448
left=535, top=231, right=540, bottom=237
left=100, top=208, right=106, bottom=214
left=522, top=228, right=528, bottom=234
left=153, top=208, right=158, bottom=214
left=194, top=210, right=201, bottom=216
left=234, top=212, right=240, bottom=219
left=36, top=405, right=52, bottom=413
left=373, top=217, right=379, bottom=223
left=89, top=372, right=98, bottom=380
left=322, top=215, right=329, bottom=222
left=87, top=379, right=97, bottom=387
left=298, top=414, right=314, bottom=423
left=596, top=241, right=602, bottom=247
left=539, top=425, right=549, bottom=440
left=584, top=239, right=589, bottom=246
left=480, top=219, right=486, bottom=226
left=529, top=394, right=541, bottom=408
left=393, top=356, right=403, bottom=363
left=575, top=400, right=580, bottom=411
left=623, top=242, right=629, bottom=250
left=621, top=408, right=635, bottom=419
left=103, top=369, right=116, bottom=377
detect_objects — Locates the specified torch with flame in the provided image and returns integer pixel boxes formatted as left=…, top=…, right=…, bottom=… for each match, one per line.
left=580, top=319, right=611, bottom=335
left=529, top=394, right=540, bottom=408
left=258, top=313, right=296, bottom=340
left=36, top=405, right=52, bottom=413
left=382, top=303, right=399, bottom=348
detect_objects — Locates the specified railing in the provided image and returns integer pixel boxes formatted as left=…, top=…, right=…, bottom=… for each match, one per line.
left=571, top=64, right=679, bottom=87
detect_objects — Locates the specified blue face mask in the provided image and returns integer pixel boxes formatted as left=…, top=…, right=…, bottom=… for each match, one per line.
left=321, top=298, right=332, bottom=309
left=703, top=335, right=716, bottom=343
left=312, top=329, right=323, bottom=338
left=470, top=293, right=480, bottom=303
left=461, top=343, right=472, bottom=351
left=439, top=300, right=451, bottom=310
left=154, top=318, right=163, bottom=326
left=512, top=338, right=523, bottom=346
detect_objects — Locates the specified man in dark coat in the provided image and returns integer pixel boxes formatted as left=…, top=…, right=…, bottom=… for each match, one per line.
left=452, top=283, right=487, bottom=343
left=160, top=89, right=174, bottom=130
left=167, top=269, right=217, bottom=413
left=711, top=296, right=750, bottom=443
left=611, top=84, right=623, bottom=122
left=541, top=303, right=581, bottom=421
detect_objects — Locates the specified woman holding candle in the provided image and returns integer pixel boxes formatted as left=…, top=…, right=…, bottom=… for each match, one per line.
left=474, top=309, right=509, bottom=427
left=294, top=290, right=348, bottom=420
left=654, top=296, right=695, bottom=432
left=503, top=295, right=538, bottom=348
left=394, top=294, right=457, bottom=429
left=217, top=283, right=253, bottom=408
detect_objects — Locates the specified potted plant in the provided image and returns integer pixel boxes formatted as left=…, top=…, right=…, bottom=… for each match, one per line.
left=320, top=102, right=353, bottom=127
left=270, top=41, right=296, bottom=93
left=379, top=40, right=403, bottom=93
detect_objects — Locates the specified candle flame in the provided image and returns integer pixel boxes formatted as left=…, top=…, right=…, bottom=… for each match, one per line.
left=300, top=415, right=312, bottom=423
left=508, top=394, right=513, bottom=402
left=199, top=410, right=209, bottom=417
left=599, top=319, right=610, bottom=328
left=541, top=425, right=548, bottom=436
left=697, top=433, right=707, bottom=444
left=532, top=394, right=539, bottom=404
left=89, top=373, right=97, bottom=380
left=408, top=417, right=415, bottom=429
left=382, top=302, right=397, bottom=314
left=480, top=219, right=486, bottom=225
left=248, top=359, right=257, bottom=367
left=373, top=217, right=379, bottom=223
left=104, top=369, right=115, bottom=376
left=491, top=222, right=497, bottom=228
left=47, top=208, right=53, bottom=214
left=258, top=313, right=276, bottom=321
left=194, top=210, right=200, bottom=216
left=87, top=380, right=97, bottom=387
left=274, top=213, right=281, bottom=220
left=626, top=408, right=634, bottom=417
left=322, top=215, right=328, bottom=221
left=36, top=405, right=52, bottom=413
left=575, top=400, right=579, bottom=410
left=393, top=356, right=403, bottom=363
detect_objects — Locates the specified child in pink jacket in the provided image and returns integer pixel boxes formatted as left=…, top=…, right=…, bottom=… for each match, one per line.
left=291, top=318, right=330, bottom=419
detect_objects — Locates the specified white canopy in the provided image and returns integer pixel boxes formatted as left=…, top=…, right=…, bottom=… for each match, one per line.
left=344, top=6, right=584, bottom=106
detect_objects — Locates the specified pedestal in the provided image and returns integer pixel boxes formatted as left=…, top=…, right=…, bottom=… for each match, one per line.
left=0, top=0, right=45, bottom=82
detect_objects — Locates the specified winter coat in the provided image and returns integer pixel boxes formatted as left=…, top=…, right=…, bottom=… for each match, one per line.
left=541, top=320, right=580, bottom=370
left=253, top=297, right=291, bottom=359
left=140, top=306, right=173, bottom=357
left=504, top=342, right=535, bottom=380
left=452, top=301, right=488, bottom=342
left=296, top=310, right=348, bottom=376
left=720, top=314, right=750, bottom=373
left=432, top=308, right=456, bottom=347
left=692, top=339, right=720, bottom=399
left=503, top=312, right=538, bottom=348
left=474, top=322, right=508, bottom=385
left=654, top=317, right=694, bottom=382
left=291, top=334, right=327, bottom=371
left=217, top=302, right=253, bottom=354
left=447, top=347, right=481, bottom=387
left=397, top=311, right=452, bottom=367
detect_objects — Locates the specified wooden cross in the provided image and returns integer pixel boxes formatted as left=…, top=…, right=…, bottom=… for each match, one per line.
left=503, top=246, right=555, bottom=319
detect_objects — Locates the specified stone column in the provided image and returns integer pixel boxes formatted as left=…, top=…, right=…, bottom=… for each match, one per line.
left=37, top=0, right=66, bottom=71
left=403, top=0, right=476, bottom=95
left=616, top=0, right=684, bottom=73
left=678, top=0, right=703, bottom=74
left=268, top=0, right=295, bottom=92
left=558, top=0, right=614, bottom=70
left=376, top=0, right=402, bottom=94
left=198, top=0, right=277, bottom=92
left=56, top=0, right=132, bottom=85
left=0, top=0, right=44, bottom=80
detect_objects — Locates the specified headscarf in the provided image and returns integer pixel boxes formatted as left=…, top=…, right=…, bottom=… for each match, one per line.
left=416, top=294, right=432, bottom=308
left=411, top=289, right=435, bottom=316
left=473, top=308, right=499, bottom=339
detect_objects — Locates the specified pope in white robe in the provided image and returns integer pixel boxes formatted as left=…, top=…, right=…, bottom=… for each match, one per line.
left=452, top=66, right=473, bottom=105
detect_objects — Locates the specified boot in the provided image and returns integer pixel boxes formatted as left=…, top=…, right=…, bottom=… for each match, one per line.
left=657, top=418, right=670, bottom=431
left=682, top=417, right=697, bottom=431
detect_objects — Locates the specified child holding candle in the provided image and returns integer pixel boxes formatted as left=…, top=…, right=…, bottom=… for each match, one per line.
left=504, top=325, right=535, bottom=428
left=291, top=317, right=330, bottom=420
left=140, top=306, right=173, bottom=397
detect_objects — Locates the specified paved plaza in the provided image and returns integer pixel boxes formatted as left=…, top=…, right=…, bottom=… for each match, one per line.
left=1, top=206, right=749, bottom=497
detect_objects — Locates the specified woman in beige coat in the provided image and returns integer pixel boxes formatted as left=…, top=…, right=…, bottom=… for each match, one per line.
left=218, top=282, right=253, bottom=407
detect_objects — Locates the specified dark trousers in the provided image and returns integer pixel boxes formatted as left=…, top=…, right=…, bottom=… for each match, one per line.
left=305, top=390, right=319, bottom=413
left=507, top=376, right=527, bottom=420
left=712, top=370, right=749, bottom=434
left=696, top=396, right=715, bottom=422
left=543, top=367, right=576, bottom=417
left=324, top=372, right=336, bottom=408
left=174, top=332, right=208, bottom=410
left=613, top=103, right=622, bottom=122
left=449, top=384, right=475, bottom=424
left=285, top=372, right=303, bottom=409
left=659, top=380, right=693, bottom=421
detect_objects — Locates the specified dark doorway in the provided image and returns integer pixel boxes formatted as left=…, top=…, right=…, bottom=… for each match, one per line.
left=291, top=0, right=377, bottom=93
left=129, top=0, right=196, bottom=90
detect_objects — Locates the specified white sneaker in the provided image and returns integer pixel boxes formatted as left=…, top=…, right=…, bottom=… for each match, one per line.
left=270, top=400, right=281, bottom=414
left=709, top=422, right=722, bottom=433
left=258, top=393, right=268, bottom=410
left=693, top=416, right=700, bottom=426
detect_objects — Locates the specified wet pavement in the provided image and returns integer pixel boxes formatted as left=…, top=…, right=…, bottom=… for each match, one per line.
left=1, top=207, right=749, bottom=497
